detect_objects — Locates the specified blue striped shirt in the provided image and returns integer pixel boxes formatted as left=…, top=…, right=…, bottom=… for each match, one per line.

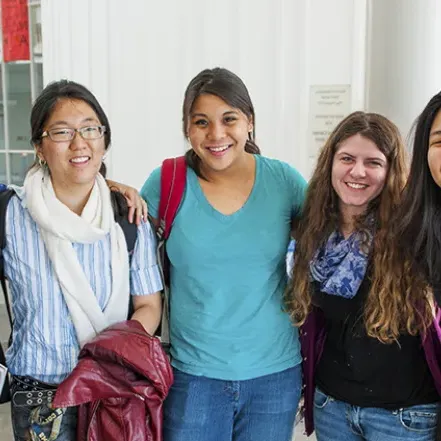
left=4, top=192, right=163, bottom=384
left=286, top=239, right=295, bottom=277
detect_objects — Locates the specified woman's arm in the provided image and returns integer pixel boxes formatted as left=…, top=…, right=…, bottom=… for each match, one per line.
left=107, top=179, right=148, bottom=225
left=131, top=292, right=162, bottom=335
left=129, top=218, right=164, bottom=335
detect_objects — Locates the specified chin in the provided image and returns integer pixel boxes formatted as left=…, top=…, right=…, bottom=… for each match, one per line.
left=348, top=202, right=370, bottom=209
left=202, top=158, right=233, bottom=171
left=71, top=174, right=99, bottom=186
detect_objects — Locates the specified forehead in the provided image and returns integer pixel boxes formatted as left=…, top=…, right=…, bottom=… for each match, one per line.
left=335, top=134, right=386, bottom=159
left=431, top=110, right=441, bottom=132
left=45, top=99, right=99, bottom=126
left=191, top=94, right=237, bottom=115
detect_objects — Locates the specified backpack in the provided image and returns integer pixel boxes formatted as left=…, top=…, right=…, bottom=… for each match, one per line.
left=154, top=156, right=187, bottom=352
left=0, top=188, right=138, bottom=403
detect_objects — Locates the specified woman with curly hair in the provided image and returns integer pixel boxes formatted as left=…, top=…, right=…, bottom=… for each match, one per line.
left=285, top=111, right=441, bottom=440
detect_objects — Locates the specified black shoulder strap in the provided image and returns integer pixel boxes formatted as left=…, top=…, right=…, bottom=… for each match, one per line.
left=0, top=189, right=16, bottom=328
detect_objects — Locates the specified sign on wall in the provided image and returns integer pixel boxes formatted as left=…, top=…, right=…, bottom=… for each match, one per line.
left=309, top=85, right=351, bottom=159
left=1, top=0, right=30, bottom=62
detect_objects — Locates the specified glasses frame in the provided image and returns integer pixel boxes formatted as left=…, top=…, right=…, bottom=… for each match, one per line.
left=40, top=125, right=107, bottom=143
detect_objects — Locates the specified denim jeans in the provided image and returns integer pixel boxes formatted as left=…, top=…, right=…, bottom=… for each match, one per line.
left=163, top=364, right=302, bottom=441
left=10, top=375, right=77, bottom=441
left=313, top=387, right=440, bottom=441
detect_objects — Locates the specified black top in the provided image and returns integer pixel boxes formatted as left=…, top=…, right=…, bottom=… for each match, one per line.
left=313, top=273, right=439, bottom=408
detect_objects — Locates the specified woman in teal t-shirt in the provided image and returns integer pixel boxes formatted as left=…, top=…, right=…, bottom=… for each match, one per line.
left=142, top=68, right=307, bottom=441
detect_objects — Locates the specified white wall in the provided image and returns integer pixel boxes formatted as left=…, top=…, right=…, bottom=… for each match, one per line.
left=42, top=0, right=367, bottom=187
left=366, top=0, right=441, bottom=144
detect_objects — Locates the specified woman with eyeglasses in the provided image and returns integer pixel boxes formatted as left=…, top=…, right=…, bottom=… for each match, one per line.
left=5, top=80, right=163, bottom=441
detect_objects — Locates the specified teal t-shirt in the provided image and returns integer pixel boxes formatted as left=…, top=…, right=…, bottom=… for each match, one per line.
left=141, top=154, right=307, bottom=380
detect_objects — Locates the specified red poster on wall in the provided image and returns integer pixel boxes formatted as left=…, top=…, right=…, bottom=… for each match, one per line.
left=1, top=0, right=30, bottom=62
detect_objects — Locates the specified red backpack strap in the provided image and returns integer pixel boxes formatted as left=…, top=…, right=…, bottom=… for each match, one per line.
left=158, top=156, right=187, bottom=240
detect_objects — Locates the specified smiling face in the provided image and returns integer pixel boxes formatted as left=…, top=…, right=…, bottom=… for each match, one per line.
left=187, top=94, right=253, bottom=175
left=37, top=98, right=106, bottom=191
left=427, top=110, right=441, bottom=188
left=331, top=133, right=388, bottom=222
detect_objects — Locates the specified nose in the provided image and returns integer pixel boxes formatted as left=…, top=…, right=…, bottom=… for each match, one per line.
left=207, top=122, right=225, bottom=141
left=70, top=130, right=88, bottom=150
left=350, top=160, right=366, bottom=178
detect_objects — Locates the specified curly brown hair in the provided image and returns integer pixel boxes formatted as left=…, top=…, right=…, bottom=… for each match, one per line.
left=285, top=111, right=432, bottom=343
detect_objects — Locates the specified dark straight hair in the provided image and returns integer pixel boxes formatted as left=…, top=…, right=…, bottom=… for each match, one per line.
left=29, top=80, right=129, bottom=215
left=182, top=67, right=261, bottom=178
left=30, top=79, right=111, bottom=177
left=395, top=91, right=441, bottom=292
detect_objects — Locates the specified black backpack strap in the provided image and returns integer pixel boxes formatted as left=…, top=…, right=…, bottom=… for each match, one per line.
left=0, top=189, right=15, bottom=404
left=110, top=191, right=138, bottom=318
left=0, top=189, right=16, bottom=329
left=110, top=191, right=137, bottom=256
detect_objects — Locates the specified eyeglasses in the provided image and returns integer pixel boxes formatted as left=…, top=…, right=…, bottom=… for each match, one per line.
left=41, top=125, right=106, bottom=143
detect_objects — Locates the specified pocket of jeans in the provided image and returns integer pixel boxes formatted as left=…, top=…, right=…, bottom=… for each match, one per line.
left=399, top=403, right=439, bottom=432
left=313, top=388, right=331, bottom=409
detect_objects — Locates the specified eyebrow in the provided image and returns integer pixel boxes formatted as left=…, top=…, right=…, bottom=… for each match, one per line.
left=47, top=117, right=98, bottom=129
left=337, top=151, right=386, bottom=162
left=190, top=110, right=239, bottom=118
left=430, top=130, right=441, bottom=138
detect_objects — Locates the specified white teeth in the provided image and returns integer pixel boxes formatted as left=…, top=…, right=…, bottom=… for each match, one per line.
left=208, top=145, right=229, bottom=152
left=70, top=156, right=89, bottom=163
left=346, top=182, right=367, bottom=189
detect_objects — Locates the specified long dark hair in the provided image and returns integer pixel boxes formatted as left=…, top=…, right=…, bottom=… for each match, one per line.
left=382, top=94, right=441, bottom=439
left=182, top=67, right=260, bottom=177
left=393, top=91, right=441, bottom=299
left=30, top=79, right=111, bottom=177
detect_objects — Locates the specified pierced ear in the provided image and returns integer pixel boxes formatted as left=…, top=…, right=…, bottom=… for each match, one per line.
left=35, top=150, right=43, bottom=161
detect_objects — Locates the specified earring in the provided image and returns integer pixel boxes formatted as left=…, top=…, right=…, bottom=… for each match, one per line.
left=38, top=157, right=47, bottom=168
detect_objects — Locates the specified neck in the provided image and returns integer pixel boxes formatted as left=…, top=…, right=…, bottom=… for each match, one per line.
left=52, top=180, right=95, bottom=216
left=340, top=220, right=354, bottom=239
left=339, top=205, right=364, bottom=238
left=201, top=153, right=255, bottom=185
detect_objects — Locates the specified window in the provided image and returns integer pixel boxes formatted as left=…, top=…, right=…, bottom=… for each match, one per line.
left=0, top=0, right=42, bottom=185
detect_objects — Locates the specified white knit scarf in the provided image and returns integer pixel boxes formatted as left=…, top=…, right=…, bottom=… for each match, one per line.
left=23, top=167, right=129, bottom=347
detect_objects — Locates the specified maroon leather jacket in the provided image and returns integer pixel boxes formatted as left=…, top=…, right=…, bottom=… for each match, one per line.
left=53, top=320, right=173, bottom=441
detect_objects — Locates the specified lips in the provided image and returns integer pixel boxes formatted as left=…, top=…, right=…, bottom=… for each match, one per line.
left=206, top=144, right=231, bottom=152
left=345, top=182, right=368, bottom=189
left=205, top=144, right=232, bottom=157
left=69, top=156, right=90, bottom=165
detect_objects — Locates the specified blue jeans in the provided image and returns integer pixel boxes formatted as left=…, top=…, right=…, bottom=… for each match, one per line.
left=313, top=387, right=440, bottom=441
left=163, top=365, right=302, bottom=441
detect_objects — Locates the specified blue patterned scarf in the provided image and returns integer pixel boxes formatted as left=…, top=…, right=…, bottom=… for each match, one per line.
left=309, top=230, right=372, bottom=299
